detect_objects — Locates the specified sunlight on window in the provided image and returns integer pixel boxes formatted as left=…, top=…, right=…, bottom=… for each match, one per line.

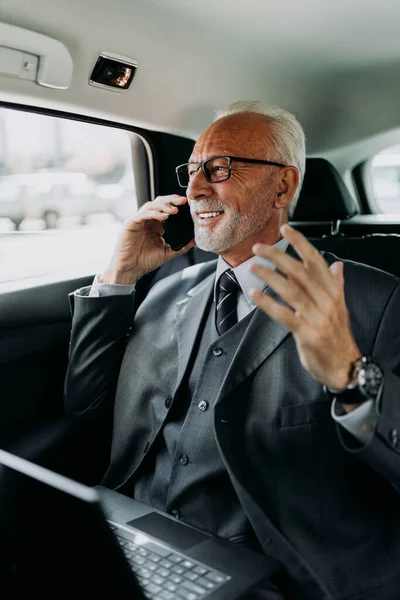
left=371, top=146, right=400, bottom=213
left=0, top=108, right=139, bottom=285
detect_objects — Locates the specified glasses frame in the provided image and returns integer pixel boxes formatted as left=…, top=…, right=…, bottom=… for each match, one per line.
left=175, top=155, right=286, bottom=188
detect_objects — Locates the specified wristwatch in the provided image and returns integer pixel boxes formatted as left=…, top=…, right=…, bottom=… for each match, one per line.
left=325, top=356, right=384, bottom=404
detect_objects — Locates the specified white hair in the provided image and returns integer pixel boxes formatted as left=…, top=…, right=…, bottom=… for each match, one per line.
left=214, top=100, right=306, bottom=216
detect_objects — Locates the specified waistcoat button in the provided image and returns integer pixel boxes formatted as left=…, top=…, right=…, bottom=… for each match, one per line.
left=213, top=347, right=223, bottom=357
left=390, top=429, right=399, bottom=447
left=198, top=401, right=209, bottom=412
left=179, top=454, right=189, bottom=465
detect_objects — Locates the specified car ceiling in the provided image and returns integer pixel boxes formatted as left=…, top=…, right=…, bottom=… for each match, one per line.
left=0, top=0, right=399, bottom=168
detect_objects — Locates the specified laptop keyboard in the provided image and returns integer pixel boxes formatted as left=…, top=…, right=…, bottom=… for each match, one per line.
left=111, top=524, right=230, bottom=599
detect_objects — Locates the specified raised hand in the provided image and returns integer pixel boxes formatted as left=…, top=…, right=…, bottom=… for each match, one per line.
left=250, top=224, right=362, bottom=390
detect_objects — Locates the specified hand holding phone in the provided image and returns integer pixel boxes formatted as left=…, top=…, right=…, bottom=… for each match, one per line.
left=162, top=200, right=195, bottom=251
left=100, top=195, right=194, bottom=285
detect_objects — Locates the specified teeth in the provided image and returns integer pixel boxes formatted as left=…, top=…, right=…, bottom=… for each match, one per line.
left=199, top=212, right=222, bottom=218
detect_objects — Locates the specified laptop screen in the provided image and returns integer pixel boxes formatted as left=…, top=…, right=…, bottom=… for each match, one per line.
left=0, top=449, right=144, bottom=598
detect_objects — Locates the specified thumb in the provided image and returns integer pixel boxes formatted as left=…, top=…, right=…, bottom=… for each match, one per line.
left=173, top=238, right=196, bottom=256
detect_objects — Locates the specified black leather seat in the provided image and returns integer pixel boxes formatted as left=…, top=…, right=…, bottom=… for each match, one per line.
left=294, top=159, right=400, bottom=236
left=290, top=157, right=359, bottom=235
left=293, top=158, right=400, bottom=278
left=312, top=233, right=400, bottom=277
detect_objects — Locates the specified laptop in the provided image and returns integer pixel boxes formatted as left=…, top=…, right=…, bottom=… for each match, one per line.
left=0, top=449, right=280, bottom=599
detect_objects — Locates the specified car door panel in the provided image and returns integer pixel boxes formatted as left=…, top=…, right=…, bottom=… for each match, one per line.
left=0, top=274, right=110, bottom=481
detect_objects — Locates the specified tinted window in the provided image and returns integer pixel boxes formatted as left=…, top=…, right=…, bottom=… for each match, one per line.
left=0, top=108, right=139, bottom=288
left=370, top=146, right=400, bottom=213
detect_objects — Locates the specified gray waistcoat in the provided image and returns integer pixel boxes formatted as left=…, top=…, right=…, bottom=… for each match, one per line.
left=131, top=297, right=259, bottom=547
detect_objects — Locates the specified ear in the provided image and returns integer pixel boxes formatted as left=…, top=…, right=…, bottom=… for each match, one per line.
left=274, top=166, right=300, bottom=209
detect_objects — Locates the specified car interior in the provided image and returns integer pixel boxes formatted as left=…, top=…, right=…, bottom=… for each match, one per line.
left=1, top=0, right=400, bottom=588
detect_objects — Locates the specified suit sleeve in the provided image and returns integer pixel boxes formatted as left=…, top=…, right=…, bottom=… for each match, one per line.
left=63, top=288, right=135, bottom=421
left=337, top=283, right=400, bottom=493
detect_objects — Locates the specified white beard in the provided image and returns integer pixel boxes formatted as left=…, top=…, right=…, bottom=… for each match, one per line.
left=192, top=194, right=274, bottom=253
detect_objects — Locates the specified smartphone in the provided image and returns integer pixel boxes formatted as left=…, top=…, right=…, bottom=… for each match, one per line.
left=162, top=202, right=195, bottom=251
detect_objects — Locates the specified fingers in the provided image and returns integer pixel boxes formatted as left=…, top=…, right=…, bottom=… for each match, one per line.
left=252, top=230, right=340, bottom=313
left=122, top=195, right=188, bottom=229
left=250, top=288, right=299, bottom=332
left=280, top=224, right=323, bottom=263
left=250, top=263, right=322, bottom=325
left=140, top=201, right=177, bottom=215
left=251, top=244, right=333, bottom=315
left=329, top=261, right=346, bottom=299
left=125, top=210, right=170, bottom=229
left=329, top=260, right=344, bottom=283
left=173, top=238, right=196, bottom=256
left=149, top=194, right=187, bottom=213
left=280, top=224, right=338, bottom=295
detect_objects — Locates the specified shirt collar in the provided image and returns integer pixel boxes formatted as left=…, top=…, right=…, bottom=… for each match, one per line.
left=214, top=237, right=289, bottom=306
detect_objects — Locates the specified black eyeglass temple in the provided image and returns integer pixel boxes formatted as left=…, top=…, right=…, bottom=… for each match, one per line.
left=225, top=156, right=285, bottom=168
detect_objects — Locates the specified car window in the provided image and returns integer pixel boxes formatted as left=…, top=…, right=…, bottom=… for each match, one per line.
left=369, top=146, right=400, bottom=213
left=0, top=107, right=141, bottom=290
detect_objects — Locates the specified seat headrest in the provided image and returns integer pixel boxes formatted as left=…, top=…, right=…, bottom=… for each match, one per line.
left=291, top=158, right=359, bottom=221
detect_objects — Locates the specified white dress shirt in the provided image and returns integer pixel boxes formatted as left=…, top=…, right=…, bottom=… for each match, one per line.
left=75, top=239, right=379, bottom=444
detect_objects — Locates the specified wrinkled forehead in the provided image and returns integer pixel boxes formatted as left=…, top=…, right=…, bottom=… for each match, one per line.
left=189, top=115, right=272, bottom=163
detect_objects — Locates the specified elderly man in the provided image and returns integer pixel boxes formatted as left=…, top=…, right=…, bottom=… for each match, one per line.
left=65, top=101, right=400, bottom=600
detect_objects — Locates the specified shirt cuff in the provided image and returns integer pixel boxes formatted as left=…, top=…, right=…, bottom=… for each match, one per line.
left=73, top=275, right=136, bottom=298
left=331, top=398, right=379, bottom=445
left=90, top=274, right=136, bottom=297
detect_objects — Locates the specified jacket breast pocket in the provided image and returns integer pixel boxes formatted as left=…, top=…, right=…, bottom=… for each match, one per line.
left=279, top=400, right=331, bottom=428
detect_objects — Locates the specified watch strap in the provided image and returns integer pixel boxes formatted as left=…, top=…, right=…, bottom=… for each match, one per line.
left=324, top=356, right=384, bottom=404
left=324, top=383, right=369, bottom=404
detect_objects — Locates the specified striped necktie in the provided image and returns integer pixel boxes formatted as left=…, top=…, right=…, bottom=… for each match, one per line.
left=215, top=269, right=241, bottom=336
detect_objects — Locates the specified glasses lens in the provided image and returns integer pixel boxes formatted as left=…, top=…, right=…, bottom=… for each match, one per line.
left=176, top=164, right=190, bottom=187
left=204, top=157, right=230, bottom=182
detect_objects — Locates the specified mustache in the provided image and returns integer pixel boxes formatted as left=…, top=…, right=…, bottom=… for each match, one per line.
left=189, top=199, right=226, bottom=214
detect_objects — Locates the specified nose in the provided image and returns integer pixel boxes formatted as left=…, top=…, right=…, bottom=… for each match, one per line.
left=187, top=165, right=214, bottom=200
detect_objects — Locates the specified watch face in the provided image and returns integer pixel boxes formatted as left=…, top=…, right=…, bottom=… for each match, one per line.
left=359, top=362, right=383, bottom=398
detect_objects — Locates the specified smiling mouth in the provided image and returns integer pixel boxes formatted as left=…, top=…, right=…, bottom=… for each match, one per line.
left=197, top=211, right=224, bottom=220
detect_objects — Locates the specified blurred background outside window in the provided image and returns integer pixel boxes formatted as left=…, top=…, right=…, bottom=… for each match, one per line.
left=0, top=108, right=138, bottom=286
left=370, top=145, right=400, bottom=213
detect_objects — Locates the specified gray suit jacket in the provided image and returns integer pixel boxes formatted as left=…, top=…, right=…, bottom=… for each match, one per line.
left=65, top=253, right=400, bottom=600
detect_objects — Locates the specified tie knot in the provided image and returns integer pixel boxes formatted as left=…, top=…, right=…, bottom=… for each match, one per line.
left=218, top=269, right=240, bottom=294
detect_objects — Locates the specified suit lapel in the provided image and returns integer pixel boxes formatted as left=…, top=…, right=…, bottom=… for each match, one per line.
left=174, top=268, right=215, bottom=393
left=216, top=285, right=291, bottom=403
left=215, top=245, right=300, bottom=404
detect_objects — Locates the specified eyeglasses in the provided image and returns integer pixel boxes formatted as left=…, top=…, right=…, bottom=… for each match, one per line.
left=175, top=155, right=286, bottom=188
